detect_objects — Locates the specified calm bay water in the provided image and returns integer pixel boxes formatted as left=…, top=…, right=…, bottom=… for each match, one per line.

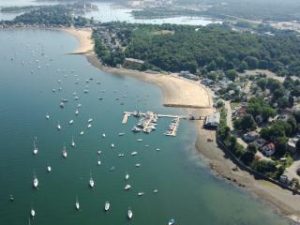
left=0, top=29, right=290, bottom=225
left=0, top=1, right=221, bottom=26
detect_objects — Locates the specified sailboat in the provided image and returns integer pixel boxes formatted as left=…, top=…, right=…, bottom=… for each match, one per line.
left=127, top=209, right=133, bottom=220
left=33, top=175, right=39, bottom=189
left=47, top=165, right=52, bottom=173
left=104, top=201, right=110, bottom=211
left=71, top=137, right=76, bottom=148
left=57, top=122, right=62, bottom=131
left=62, top=146, right=68, bottom=159
left=75, top=197, right=80, bottom=211
left=30, top=208, right=36, bottom=218
left=168, top=219, right=176, bottom=225
left=33, top=138, right=38, bottom=155
left=89, top=173, right=95, bottom=188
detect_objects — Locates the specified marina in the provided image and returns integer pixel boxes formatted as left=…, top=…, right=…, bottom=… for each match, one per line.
left=122, top=111, right=187, bottom=136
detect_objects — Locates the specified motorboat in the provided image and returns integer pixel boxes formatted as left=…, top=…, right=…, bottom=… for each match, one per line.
left=104, top=201, right=110, bottom=211
left=135, top=163, right=141, bottom=168
left=97, top=150, right=102, bottom=155
left=111, top=143, right=115, bottom=148
left=118, top=132, right=125, bottom=136
left=131, top=151, right=138, bottom=156
left=62, top=146, right=68, bottom=159
left=153, top=189, right=159, bottom=193
left=138, top=192, right=145, bottom=196
left=137, top=139, right=143, bottom=142
left=124, top=184, right=131, bottom=190
left=97, top=160, right=101, bottom=166
left=59, top=102, right=65, bottom=108
left=45, top=114, right=50, bottom=120
left=69, top=120, right=74, bottom=125
left=102, top=133, right=106, bottom=138
left=127, top=209, right=133, bottom=220
left=87, top=124, right=92, bottom=129
left=125, top=173, right=130, bottom=180
left=88, top=118, right=93, bottom=123
left=75, top=109, right=79, bottom=116
left=118, top=153, right=125, bottom=157
left=80, top=131, right=84, bottom=135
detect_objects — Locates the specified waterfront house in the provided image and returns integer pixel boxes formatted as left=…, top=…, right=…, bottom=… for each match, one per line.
left=261, top=143, right=276, bottom=157
left=287, top=137, right=299, bottom=153
left=243, top=131, right=259, bottom=143
left=123, top=58, right=145, bottom=69
left=179, top=71, right=199, bottom=81
left=204, top=112, right=220, bottom=129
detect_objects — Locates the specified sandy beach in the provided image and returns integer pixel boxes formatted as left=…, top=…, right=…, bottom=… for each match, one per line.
left=63, top=27, right=300, bottom=224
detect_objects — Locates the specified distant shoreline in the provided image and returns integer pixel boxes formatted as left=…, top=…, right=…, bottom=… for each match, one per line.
left=62, top=27, right=300, bottom=224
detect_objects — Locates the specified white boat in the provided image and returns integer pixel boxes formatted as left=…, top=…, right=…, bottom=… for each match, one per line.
left=69, top=120, right=74, bottom=125
left=33, top=139, right=38, bottom=155
left=111, top=143, right=115, bottom=148
left=97, top=160, right=101, bottom=166
left=45, top=114, right=50, bottom=120
left=131, top=151, right=138, bottom=156
left=97, top=150, right=102, bottom=155
left=118, top=153, right=125, bottom=157
left=135, top=163, right=141, bottom=168
left=102, top=133, right=106, bottom=138
left=30, top=208, right=36, bottom=218
left=153, top=189, right=158, bottom=193
left=118, top=132, right=125, bottom=136
left=89, top=175, right=95, bottom=188
left=87, top=124, right=92, bottom=129
left=138, top=192, right=145, bottom=196
left=77, top=103, right=82, bottom=108
left=127, top=209, right=133, bottom=220
left=104, top=201, right=110, bottom=211
left=156, top=148, right=161, bottom=151
left=59, top=102, right=65, bottom=108
left=75, top=109, right=79, bottom=116
left=168, top=219, right=176, bottom=225
left=57, top=123, right=62, bottom=131
left=124, top=184, right=131, bottom=190
left=75, top=197, right=80, bottom=211
left=33, top=176, right=39, bottom=189
left=88, top=118, right=93, bottom=123
left=125, top=173, right=130, bottom=180
left=62, top=146, right=68, bottom=159
left=71, top=138, right=76, bottom=148
left=137, top=139, right=143, bottom=142
left=80, top=131, right=84, bottom=135
left=47, top=165, right=52, bottom=173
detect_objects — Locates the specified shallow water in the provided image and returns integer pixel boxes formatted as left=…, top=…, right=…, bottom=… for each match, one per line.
left=0, top=29, right=290, bottom=225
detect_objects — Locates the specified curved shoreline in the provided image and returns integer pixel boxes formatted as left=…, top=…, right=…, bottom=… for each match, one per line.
left=63, top=27, right=300, bottom=224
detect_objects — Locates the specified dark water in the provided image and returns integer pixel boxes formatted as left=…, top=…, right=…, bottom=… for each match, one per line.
left=0, top=29, right=290, bottom=225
